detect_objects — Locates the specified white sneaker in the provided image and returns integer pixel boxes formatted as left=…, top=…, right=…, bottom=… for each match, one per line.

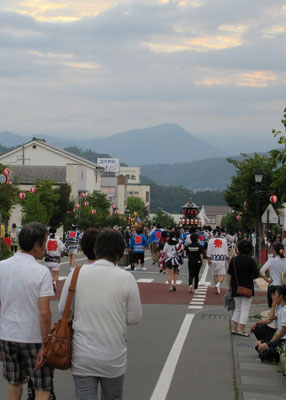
left=134, top=266, right=140, bottom=271
left=141, top=266, right=147, bottom=271
left=189, top=285, right=194, bottom=293
left=216, top=282, right=221, bottom=294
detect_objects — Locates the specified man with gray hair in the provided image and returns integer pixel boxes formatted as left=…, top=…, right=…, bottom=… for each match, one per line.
left=0, top=222, right=54, bottom=400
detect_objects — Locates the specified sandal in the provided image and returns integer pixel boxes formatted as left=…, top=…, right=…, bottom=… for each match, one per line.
left=238, top=332, right=250, bottom=337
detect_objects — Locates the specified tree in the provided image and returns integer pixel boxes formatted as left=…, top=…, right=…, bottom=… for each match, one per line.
left=21, top=180, right=60, bottom=226
left=224, top=153, right=282, bottom=232
left=127, top=197, right=148, bottom=219
left=49, top=184, right=73, bottom=229
left=152, top=209, right=175, bottom=228
left=67, top=192, right=112, bottom=231
left=0, top=164, right=18, bottom=221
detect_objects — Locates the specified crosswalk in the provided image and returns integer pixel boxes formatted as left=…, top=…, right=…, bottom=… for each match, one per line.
left=188, top=285, right=208, bottom=310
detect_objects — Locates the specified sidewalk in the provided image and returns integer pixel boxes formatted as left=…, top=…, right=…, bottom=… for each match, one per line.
left=231, top=301, right=286, bottom=400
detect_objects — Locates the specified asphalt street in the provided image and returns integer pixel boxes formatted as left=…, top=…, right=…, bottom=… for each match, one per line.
left=0, top=251, right=268, bottom=399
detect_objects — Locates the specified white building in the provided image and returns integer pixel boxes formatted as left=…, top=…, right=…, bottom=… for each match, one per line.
left=0, top=138, right=103, bottom=227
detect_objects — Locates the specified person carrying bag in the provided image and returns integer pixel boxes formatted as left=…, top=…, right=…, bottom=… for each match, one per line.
left=228, top=239, right=259, bottom=337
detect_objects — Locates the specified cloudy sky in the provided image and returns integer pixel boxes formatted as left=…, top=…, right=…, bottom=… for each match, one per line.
left=1, top=0, right=286, bottom=154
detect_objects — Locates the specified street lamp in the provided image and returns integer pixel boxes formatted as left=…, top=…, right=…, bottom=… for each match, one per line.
left=254, top=169, right=265, bottom=262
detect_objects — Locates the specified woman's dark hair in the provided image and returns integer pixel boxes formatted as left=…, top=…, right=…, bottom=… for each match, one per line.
left=161, top=230, right=168, bottom=238
left=81, top=228, right=100, bottom=260
left=136, top=227, right=143, bottom=234
left=237, top=239, right=253, bottom=255
left=12, top=223, right=16, bottom=228
left=277, top=285, right=286, bottom=300
left=191, top=233, right=198, bottom=243
left=95, top=229, right=125, bottom=263
left=167, top=231, right=176, bottom=245
left=274, top=243, right=285, bottom=258
left=19, top=222, right=48, bottom=252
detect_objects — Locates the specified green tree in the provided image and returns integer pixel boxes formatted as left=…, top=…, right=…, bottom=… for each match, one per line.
left=68, top=192, right=112, bottom=230
left=127, top=197, right=148, bottom=219
left=49, top=184, right=73, bottom=229
left=152, top=209, right=175, bottom=228
left=225, top=153, right=282, bottom=232
left=0, top=164, right=18, bottom=221
left=21, top=180, right=60, bottom=226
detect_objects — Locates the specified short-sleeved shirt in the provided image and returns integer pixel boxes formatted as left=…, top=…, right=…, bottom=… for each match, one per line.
left=227, top=255, right=259, bottom=297
left=0, top=252, right=54, bottom=343
left=278, top=305, right=286, bottom=339
left=129, top=234, right=148, bottom=253
left=186, top=242, right=203, bottom=264
left=260, top=256, right=286, bottom=286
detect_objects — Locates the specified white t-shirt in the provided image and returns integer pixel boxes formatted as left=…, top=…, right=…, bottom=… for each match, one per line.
left=260, top=256, right=286, bottom=286
left=45, top=237, right=65, bottom=258
left=277, top=305, right=286, bottom=340
left=0, top=252, right=54, bottom=343
left=58, top=260, right=142, bottom=378
left=207, top=237, right=228, bottom=266
left=163, top=242, right=177, bottom=259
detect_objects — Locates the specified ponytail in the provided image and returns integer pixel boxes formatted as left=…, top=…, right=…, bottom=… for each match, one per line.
left=274, top=243, right=285, bottom=258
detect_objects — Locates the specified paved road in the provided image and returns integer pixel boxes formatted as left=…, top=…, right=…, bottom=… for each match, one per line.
left=0, top=251, right=269, bottom=399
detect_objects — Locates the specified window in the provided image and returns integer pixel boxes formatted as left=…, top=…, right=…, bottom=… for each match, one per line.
left=146, top=192, right=150, bottom=202
left=33, top=145, right=36, bottom=149
left=81, top=171, right=84, bottom=180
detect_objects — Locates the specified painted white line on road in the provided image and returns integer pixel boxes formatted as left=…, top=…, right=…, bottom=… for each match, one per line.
left=190, top=301, right=204, bottom=305
left=198, top=262, right=209, bottom=285
left=150, top=314, right=195, bottom=400
left=136, top=278, right=154, bottom=283
left=164, top=280, right=183, bottom=285
left=193, top=295, right=206, bottom=298
left=188, top=305, right=203, bottom=309
left=59, top=257, right=87, bottom=266
left=58, top=276, right=67, bottom=281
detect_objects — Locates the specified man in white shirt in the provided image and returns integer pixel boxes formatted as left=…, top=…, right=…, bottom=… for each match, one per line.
left=207, top=228, right=228, bottom=294
left=0, top=222, right=54, bottom=400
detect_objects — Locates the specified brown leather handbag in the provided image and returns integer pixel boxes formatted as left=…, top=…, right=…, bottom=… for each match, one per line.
left=43, top=265, right=82, bottom=370
left=234, top=257, right=252, bottom=298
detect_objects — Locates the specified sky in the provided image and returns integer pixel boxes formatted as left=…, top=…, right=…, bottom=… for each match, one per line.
left=1, top=0, right=286, bottom=154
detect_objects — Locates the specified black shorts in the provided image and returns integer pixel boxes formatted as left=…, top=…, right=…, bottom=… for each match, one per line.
left=0, top=340, right=53, bottom=391
left=133, top=252, right=145, bottom=264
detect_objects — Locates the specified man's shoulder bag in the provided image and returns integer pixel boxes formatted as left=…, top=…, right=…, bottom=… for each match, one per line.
left=43, top=265, right=82, bottom=370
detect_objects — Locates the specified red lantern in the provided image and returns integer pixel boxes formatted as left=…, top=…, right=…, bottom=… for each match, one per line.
left=112, top=205, right=115, bottom=209
left=236, top=215, right=241, bottom=221
left=66, top=211, right=71, bottom=214
left=3, top=168, right=10, bottom=176
left=109, top=212, right=111, bottom=216
left=91, top=209, right=96, bottom=215
left=270, top=195, right=278, bottom=204
left=115, top=210, right=119, bottom=215
left=75, top=203, right=81, bottom=209
left=19, top=192, right=25, bottom=200
left=244, top=201, right=247, bottom=207
left=84, top=201, right=89, bottom=207
left=30, top=186, right=36, bottom=193
left=81, top=193, right=86, bottom=199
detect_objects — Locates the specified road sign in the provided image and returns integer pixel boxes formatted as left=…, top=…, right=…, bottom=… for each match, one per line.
left=261, top=204, right=278, bottom=224
left=0, top=173, right=8, bottom=184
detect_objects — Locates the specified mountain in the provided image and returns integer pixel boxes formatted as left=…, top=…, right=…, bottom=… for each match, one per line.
left=0, top=123, right=228, bottom=165
left=140, top=156, right=241, bottom=190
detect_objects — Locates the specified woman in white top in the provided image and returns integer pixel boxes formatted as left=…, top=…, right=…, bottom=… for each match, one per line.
left=59, top=229, right=142, bottom=400
left=260, top=243, right=286, bottom=308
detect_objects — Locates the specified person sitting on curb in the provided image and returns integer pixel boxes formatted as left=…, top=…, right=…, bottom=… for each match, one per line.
left=250, top=286, right=282, bottom=346
left=256, top=285, right=286, bottom=362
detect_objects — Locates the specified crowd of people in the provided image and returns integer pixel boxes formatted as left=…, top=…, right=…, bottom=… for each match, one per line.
left=0, top=220, right=286, bottom=399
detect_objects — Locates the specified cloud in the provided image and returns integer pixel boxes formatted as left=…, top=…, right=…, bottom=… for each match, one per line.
left=0, top=0, right=285, bottom=156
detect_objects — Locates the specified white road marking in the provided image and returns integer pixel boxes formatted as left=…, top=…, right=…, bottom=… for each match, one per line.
left=165, top=280, right=183, bottom=285
left=150, top=314, right=195, bottom=400
left=58, top=276, right=68, bottom=281
left=193, top=295, right=206, bottom=298
left=188, top=305, right=203, bottom=309
left=190, top=300, right=204, bottom=304
left=59, top=257, right=87, bottom=266
left=198, top=262, right=211, bottom=286
left=136, top=279, right=154, bottom=283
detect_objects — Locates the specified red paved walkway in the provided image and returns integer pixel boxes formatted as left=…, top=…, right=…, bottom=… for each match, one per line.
left=52, top=281, right=267, bottom=306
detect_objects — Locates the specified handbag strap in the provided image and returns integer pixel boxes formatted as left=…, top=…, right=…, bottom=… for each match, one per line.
left=62, top=265, right=82, bottom=319
left=233, top=256, right=239, bottom=286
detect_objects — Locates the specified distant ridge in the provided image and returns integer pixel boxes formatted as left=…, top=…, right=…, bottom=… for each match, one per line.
left=0, top=123, right=228, bottom=165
